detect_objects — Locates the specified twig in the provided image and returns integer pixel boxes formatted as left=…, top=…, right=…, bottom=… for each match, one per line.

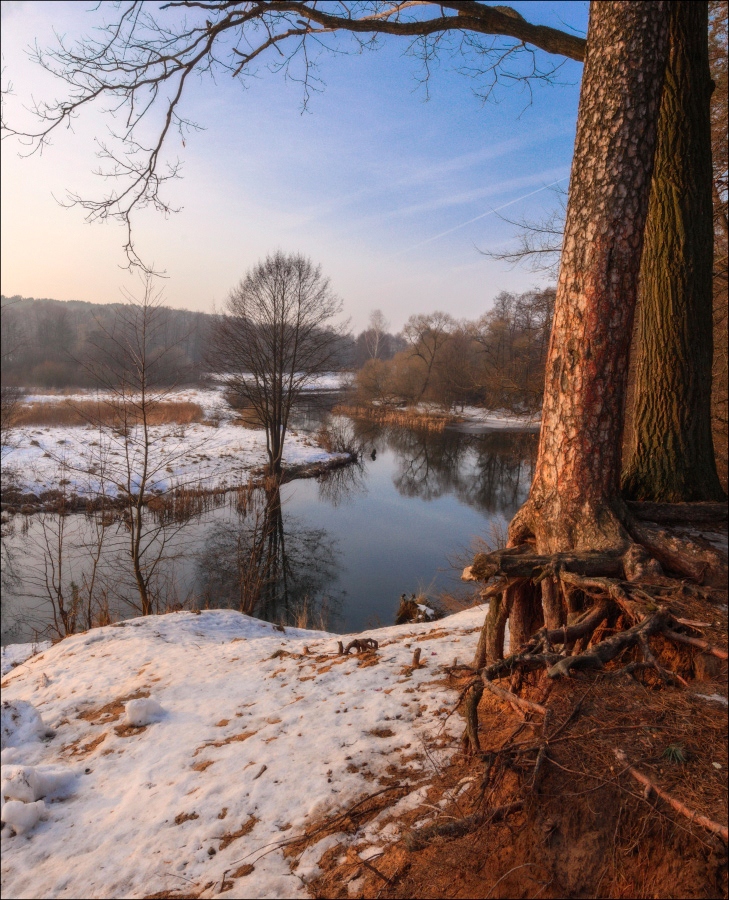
left=674, top=618, right=711, bottom=629
left=358, top=852, right=390, bottom=884
left=485, top=862, right=549, bottom=898
left=232, top=785, right=404, bottom=866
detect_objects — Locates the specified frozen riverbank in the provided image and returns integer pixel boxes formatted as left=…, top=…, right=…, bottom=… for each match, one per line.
left=1, top=387, right=350, bottom=509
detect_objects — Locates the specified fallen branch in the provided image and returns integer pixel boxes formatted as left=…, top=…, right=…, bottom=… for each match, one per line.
left=662, top=630, right=728, bottom=660
left=482, top=680, right=547, bottom=716
left=614, top=749, right=728, bottom=843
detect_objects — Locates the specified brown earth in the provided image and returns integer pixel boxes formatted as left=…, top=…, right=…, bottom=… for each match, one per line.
left=308, top=601, right=728, bottom=900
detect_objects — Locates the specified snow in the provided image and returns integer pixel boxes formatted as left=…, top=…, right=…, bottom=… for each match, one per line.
left=1, top=800, right=46, bottom=835
left=124, top=698, right=165, bottom=726
left=206, top=372, right=349, bottom=392
left=1, top=765, right=75, bottom=804
left=451, top=406, right=541, bottom=433
left=2, top=388, right=347, bottom=499
left=1, top=644, right=52, bottom=678
left=1, top=701, right=53, bottom=750
left=0, top=604, right=487, bottom=898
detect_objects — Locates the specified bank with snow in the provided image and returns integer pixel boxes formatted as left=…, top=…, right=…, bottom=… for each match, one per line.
left=1, top=607, right=486, bottom=899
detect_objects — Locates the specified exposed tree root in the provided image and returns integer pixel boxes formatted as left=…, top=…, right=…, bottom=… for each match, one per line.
left=481, top=680, right=547, bottom=716
left=463, top=547, right=625, bottom=583
left=626, top=500, right=728, bottom=528
left=403, top=801, right=524, bottom=851
left=629, top=519, right=727, bottom=587
left=661, top=629, right=728, bottom=659
left=614, top=748, right=729, bottom=843
left=453, top=504, right=727, bottom=872
left=461, top=680, right=483, bottom=754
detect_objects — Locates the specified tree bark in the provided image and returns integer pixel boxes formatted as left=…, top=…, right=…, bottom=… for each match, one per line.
left=509, top=1, right=670, bottom=559
left=623, top=1, right=725, bottom=502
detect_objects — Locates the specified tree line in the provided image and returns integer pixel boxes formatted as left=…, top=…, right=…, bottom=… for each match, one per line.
left=3, top=2, right=728, bottom=691
left=0, top=287, right=555, bottom=414
left=1, top=295, right=211, bottom=388
left=355, top=289, right=554, bottom=412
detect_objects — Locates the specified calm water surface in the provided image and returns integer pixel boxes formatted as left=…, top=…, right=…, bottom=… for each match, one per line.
left=1, top=418, right=536, bottom=643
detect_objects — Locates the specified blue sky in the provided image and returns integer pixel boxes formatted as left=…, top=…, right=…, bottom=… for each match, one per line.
left=1, top=1, right=588, bottom=330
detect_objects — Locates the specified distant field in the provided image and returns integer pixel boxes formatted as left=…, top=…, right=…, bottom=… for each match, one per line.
left=14, top=399, right=205, bottom=428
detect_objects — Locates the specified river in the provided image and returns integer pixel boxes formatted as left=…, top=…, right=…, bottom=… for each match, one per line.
left=1, top=415, right=536, bottom=644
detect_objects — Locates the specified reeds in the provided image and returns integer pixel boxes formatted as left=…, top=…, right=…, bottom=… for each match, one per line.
left=332, top=402, right=456, bottom=431
left=14, top=399, right=205, bottom=428
left=146, top=485, right=228, bottom=523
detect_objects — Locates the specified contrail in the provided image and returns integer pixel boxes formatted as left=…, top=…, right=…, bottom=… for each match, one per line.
left=391, top=175, right=569, bottom=258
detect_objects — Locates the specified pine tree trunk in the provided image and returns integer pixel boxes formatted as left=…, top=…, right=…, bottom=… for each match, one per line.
left=509, top=1, right=670, bottom=557
left=622, top=1, right=725, bottom=502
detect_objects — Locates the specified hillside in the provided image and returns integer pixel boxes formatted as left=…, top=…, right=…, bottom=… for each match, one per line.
left=2, top=599, right=727, bottom=900
left=1, top=608, right=484, bottom=898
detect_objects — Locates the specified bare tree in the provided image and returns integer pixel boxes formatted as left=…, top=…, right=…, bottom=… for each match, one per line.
left=83, top=275, right=205, bottom=615
left=363, top=309, right=390, bottom=360
left=401, top=311, right=456, bottom=403
left=211, top=251, right=345, bottom=477
left=1, top=2, right=583, bottom=270
left=2, top=1, right=722, bottom=507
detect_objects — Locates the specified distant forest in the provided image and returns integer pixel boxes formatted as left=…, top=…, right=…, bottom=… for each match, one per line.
left=1, top=293, right=555, bottom=413
left=1, top=295, right=411, bottom=388
left=1, top=296, right=212, bottom=388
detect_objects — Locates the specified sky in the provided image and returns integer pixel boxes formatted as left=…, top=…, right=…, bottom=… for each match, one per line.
left=0, top=1, right=588, bottom=332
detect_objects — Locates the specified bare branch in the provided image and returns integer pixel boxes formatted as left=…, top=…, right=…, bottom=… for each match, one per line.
left=2, top=1, right=585, bottom=267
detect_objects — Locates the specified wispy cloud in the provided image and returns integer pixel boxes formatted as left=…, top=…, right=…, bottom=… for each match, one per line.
left=389, top=174, right=569, bottom=257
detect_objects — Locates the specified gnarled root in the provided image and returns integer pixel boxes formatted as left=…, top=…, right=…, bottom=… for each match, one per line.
left=479, top=602, right=726, bottom=684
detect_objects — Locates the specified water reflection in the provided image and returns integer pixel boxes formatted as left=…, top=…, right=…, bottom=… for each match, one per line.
left=317, top=458, right=368, bottom=507
left=333, top=420, right=537, bottom=515
left=2, top=417, right=538, bottom=644
left=196, top=484, right=343, bottom=630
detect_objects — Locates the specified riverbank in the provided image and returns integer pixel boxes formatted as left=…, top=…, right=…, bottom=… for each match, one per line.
left=0, top=452, right=358, bottom=516
left=1, top=387, right=356, bottom=514
left=0, top=605, right=487, bottom=898
left=334, top=401, right=541, bottom=433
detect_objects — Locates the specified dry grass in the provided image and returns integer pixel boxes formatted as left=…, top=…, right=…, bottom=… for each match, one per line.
left=14, top=399, right=204, bottom=428
left=147, top=486, right=227, bottom=524
left=333, top=403, right=458, bottom=431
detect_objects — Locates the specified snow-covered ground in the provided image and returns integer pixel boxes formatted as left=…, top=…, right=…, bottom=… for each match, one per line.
left=207, top=372, right=350, bottom=392
left=1, top=644, right=52, bottom=678
left=2, top=388, right=346, bottom=499
left=1, top=606, right=485, bottom=899
left=452, top=406, right=541, bottom=433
